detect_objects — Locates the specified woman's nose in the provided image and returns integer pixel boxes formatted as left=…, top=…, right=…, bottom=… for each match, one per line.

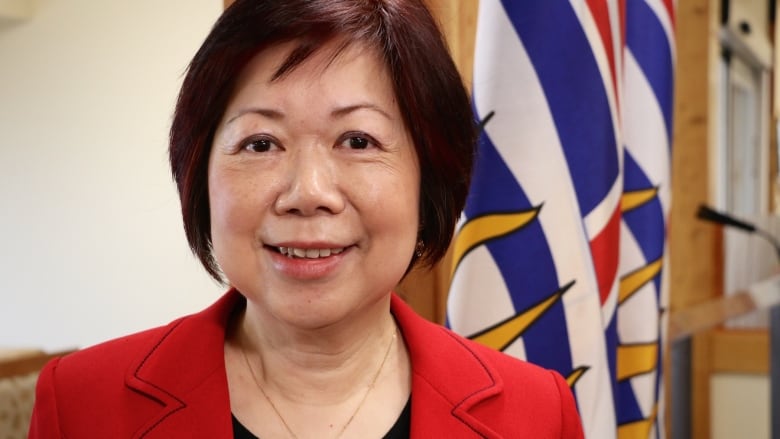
left=273, top=149, right=346, bottom=216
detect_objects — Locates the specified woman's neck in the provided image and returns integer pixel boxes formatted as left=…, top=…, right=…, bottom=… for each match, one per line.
left=237, top=295, right=398, bottom=405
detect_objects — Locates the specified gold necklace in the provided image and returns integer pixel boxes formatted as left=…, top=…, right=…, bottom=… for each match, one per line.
left=240, top=327, right=397, bottom=439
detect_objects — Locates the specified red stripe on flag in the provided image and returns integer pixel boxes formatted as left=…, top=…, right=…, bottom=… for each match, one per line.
left=619, top=0, right=626, bottom=59
left=586, top=0, right=619, bottom=110
left=661, top=0, right=675, bottom=27
left=589, top=207, right=621, bottom=305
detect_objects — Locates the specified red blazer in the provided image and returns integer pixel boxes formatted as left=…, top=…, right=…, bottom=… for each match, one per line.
left=30, top=290, right=584, bottom=438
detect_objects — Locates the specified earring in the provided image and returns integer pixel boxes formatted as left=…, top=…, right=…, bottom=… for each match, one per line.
left=415, top=240, right=424, bottom=258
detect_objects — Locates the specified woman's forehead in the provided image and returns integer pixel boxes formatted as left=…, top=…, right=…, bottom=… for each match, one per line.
left=243, top=39, right=386, bottom=86
left=224, top=40, right=396, bottom=116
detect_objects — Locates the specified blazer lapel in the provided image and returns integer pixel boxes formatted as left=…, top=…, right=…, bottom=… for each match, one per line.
left=124, top=291, right=243, bottom=438
left=120, top=292, right=503, bottom=437
left=391, top=295, right=504, bottom=438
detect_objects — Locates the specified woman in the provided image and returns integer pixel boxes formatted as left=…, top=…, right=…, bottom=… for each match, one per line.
left=30, top=0, right=584, bottom=437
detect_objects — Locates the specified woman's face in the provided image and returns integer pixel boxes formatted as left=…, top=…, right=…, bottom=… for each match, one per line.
left=208, top=41, right=420, bottom=329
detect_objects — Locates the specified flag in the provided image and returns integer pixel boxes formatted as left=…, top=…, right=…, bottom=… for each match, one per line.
left=446, top=1, right=674, bottom=438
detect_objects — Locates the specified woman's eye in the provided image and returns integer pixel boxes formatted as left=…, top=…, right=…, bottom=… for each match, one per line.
left=348, top=137, right=369, bottom=149
left=342, top=134, right=374, bottom=150
left=243, top=137, right=275, bottom=152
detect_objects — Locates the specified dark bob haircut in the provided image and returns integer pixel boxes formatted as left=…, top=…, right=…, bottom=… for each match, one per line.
left=170, top=0, right=476, bottom=282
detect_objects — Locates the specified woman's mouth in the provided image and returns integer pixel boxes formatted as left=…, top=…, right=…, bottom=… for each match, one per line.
left=276, top=246, right=346, bottom=259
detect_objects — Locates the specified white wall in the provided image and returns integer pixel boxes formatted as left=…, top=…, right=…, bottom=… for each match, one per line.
left=0, top=0, right=224, bottom=351
left=712, top=373, right=770, bottom=439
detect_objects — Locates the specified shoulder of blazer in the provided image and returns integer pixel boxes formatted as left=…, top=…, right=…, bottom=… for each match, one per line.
left=390, top=295, right=584, bottom=438
left=31, top=290, right=242, bottom=438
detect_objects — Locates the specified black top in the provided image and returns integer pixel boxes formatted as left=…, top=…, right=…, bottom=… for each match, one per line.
left=232, top=396, right=411, bottom=439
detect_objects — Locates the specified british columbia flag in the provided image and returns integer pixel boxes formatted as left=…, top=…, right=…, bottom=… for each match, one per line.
left=446, top=1, right=674, bottom=438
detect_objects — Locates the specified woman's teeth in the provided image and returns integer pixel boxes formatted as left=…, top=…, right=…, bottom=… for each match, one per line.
left=278, top=247, right=345, bottom=258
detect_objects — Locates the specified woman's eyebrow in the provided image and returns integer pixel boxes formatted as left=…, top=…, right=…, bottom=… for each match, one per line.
left=226, top=107, right=284, bottom=125
left=225, top=102, right=393, bottom=126
left=331, top=103, right=392, bottom=120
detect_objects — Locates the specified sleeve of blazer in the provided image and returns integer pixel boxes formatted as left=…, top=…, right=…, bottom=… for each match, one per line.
left=550, top=370, right=585, bottom=439
left=28, top=358, right=64, bottom=438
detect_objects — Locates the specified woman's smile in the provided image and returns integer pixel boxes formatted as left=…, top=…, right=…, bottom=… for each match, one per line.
left=275, top=246, right=345, bottom=259
left=267, top=244, right=352, bottom=280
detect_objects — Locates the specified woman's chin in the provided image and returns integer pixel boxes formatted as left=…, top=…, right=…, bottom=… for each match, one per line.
left=262, top=292, right=388, bottom=333
left=260, top=294, right=356, bottom=330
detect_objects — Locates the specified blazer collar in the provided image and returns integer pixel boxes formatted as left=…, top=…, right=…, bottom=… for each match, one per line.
left=124, top=290, right=241, bottom=438
left=390, top=295, right=504, bottom=438
left=123, top=291, right=503, bottom=438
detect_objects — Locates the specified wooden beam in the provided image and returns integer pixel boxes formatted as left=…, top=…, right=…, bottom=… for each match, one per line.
left=671, top=0, right=723, bottom=437
left=691, top=332, right=713, bottom=439
left=670, top=0, right=722, bottom=311
left=710, top=329, right=769, bottom=374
